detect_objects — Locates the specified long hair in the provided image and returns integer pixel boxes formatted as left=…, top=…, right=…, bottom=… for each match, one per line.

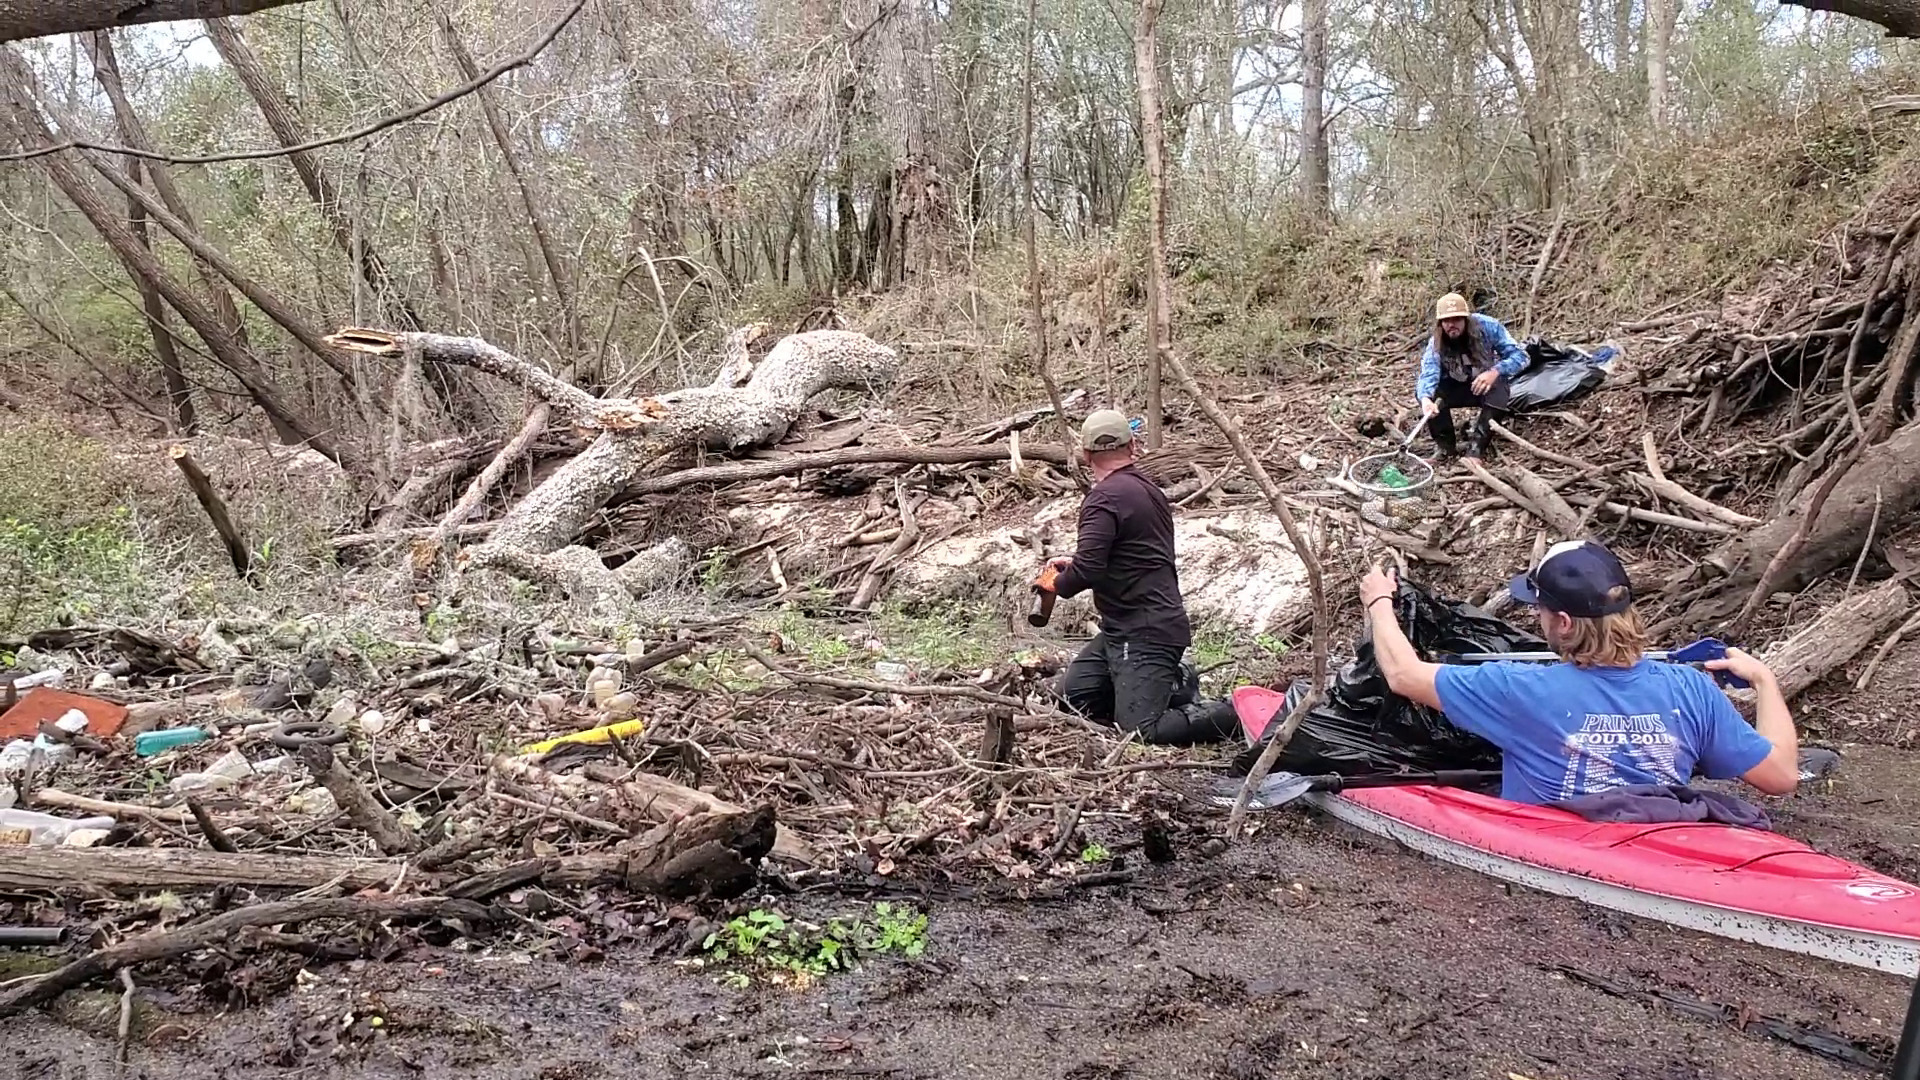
left=1432, top=316, right=1485, bottom=360
left=1554, top=587, right=1650, bottom=668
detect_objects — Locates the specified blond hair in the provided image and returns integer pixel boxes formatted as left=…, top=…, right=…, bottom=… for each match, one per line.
left=1554, top=587, right=1649, bottom=668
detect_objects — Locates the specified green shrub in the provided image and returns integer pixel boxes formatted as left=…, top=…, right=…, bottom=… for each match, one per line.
left=0, top=424, right=144, bottom=635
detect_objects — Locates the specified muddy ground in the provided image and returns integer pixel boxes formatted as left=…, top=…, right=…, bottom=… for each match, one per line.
left=9, top=746, right=1917, bottom=1080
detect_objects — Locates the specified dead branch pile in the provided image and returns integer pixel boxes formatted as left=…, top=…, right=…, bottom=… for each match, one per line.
left=0, top=613, right=1221, bottom=1015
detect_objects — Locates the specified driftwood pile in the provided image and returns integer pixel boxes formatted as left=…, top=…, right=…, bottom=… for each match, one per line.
left=0, top=611, right=1215, bottom=1020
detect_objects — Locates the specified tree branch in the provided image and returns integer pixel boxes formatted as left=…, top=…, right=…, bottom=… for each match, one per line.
left=0, top=0, right=587, bottom=164
left=1778, top=0, right=1920, bottom=37
left=0, top=1, right=311, bottom=44
left=326, top=329, right=609, bottom=426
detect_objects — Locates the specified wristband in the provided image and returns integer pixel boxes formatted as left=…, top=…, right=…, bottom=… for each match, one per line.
left=1366, top=596, right=1394, bottom=612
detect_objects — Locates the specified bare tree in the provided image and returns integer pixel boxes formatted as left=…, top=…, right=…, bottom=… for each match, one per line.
left=1647, top=0, right=1679, bottom=130
left=1134, top=0, right=1171, bottom=448
left=1300, top=0, right=1332, bottom=218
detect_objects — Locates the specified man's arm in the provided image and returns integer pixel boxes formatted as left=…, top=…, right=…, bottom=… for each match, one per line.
left=1360, top=569, right=1442, bottom=709
left=1052, top=503, right=1116, bottom=599
left=1416, top=342, right=1441, bottom=403
left=1705, top=650, right=1800, bottom=795
left=1483, top=316, right=1529, bottom=378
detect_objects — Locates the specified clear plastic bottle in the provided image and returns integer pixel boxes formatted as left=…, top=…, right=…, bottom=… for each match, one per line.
left=0, top=809, right=117, bottom=845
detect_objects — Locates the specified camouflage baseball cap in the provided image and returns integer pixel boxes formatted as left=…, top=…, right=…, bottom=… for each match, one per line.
left=1080, top=409, right=1134, bottom=451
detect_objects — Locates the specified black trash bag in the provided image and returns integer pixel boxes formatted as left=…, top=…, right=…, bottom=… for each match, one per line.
left=1506, top=338, right=1612, bottom=413
left=1232, top=580, right=1547, bottom=777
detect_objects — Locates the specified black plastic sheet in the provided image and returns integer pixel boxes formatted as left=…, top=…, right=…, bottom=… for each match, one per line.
left=1506, top=338, right=1612, bottom=413
left=1232, top=580, right=1545, bottom=777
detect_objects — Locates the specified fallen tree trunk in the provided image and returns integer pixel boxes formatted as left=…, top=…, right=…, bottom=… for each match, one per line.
left=1756, top=577, right=1911, bottom=702
left=0, top=806, right=777, bottom=898
left=0, top=847, right=427, bottom=893
left=328, top=327, right=898, bottom=602
left=1678, top=417, right=1920, bottom=618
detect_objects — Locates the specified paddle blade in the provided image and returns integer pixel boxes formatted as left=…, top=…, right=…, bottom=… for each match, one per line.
left=1210, top=771, right=1318, bottom=811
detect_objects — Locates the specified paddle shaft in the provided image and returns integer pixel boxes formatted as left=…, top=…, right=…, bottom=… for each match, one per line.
left=1453, top=649, right=1682, bottom=664
left=1312, top=769, right=1501, bottom=794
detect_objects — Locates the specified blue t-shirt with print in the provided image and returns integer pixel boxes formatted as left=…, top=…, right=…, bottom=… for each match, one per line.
left=1433, top=660, right=1774, bottom=806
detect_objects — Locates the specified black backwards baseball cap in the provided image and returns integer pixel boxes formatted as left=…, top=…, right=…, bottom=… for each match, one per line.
left=1508, top=540, right=1633, bottom=618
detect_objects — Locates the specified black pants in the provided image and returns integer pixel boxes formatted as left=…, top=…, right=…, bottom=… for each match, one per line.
left=1059, top=634, right=1239, bottom=745
left=1431, top=375, right=1510, bottom=457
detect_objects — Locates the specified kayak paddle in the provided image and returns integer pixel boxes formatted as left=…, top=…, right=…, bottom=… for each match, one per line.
left=1442, top=636, right=1751, bottom=689
left=1215, top=768, right=1502, bottom=811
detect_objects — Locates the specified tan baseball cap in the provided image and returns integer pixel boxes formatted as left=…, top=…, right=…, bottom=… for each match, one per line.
left=1079, top=409, right=1134, bottom=451
left=1434, top=293, right=1472, bottom=321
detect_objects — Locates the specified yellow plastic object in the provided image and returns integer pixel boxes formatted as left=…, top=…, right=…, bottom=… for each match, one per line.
left=518, top=718, right=647, bottom=755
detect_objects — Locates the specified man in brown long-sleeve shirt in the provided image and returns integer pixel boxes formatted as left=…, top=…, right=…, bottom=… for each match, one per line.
left=1044, top=410, right=1239, bottom=745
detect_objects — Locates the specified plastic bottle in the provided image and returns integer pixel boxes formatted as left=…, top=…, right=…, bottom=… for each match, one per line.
left=134, top=727, right=211, bottom=756
left=1377, top=464, right=1411, bottom=489
left=0, top=809, right=117, bottom=845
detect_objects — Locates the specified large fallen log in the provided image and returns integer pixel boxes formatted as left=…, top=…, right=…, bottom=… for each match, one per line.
left=1678, top=417, right=1920, bottom=621
left=1754, top=577, right=1911, bottom=703
left=0, top=848, right=419, bottom=893
left=0, top=805, right=779, bottom=897
left=328, top=326, right=899, bottom=603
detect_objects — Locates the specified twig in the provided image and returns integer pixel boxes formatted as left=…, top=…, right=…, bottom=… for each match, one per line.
left=1047, top=798, right=1087, bottom=861
left=744, top=644, right=1031, bottom=710
left=1846, top=485, right=1883, bottom=598
left=1488, top=420, right=1594, bottom=470
left=1856, top=607, right=1920, bottom=692
left=1562, top=494, right=1733, bottom=535
left=115, top=968, right=134, bottom=1070
left=851, top=478, right=921, bottom=610
left=0, top=0, right=589, bottom=165
left=487, top=791, right=629, bottom=837
left=1227, top=690, right=1319, bottom=839
left=184, top=797, right=238, bottom=854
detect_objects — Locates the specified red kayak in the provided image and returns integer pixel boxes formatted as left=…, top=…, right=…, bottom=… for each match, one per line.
left=1233, top=686, right=1920, bottom=973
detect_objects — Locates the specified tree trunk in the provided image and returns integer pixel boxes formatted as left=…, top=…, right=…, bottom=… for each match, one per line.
left=1679, top=417, right=1920, bottom=617
left=0, top=1, right=312, bottom=44
left=0, top=50, right=350, bottom=468
left=1023, top=0, right=1080, bottom=484
left=1647, top=0, right=1677, bottom=130
left=126, top=167, right=196, bottom=434
left=83, top=150, right=368, bottom=390
left=1299, top=0, right=1332, bottom=218
left=87, top=30, right=253, bottom=355
left=326, top=326, right=896, bottom=601
left=1133, top=0, right=1170, bottom=449
left=1757, top=578, right=1910, bottom=703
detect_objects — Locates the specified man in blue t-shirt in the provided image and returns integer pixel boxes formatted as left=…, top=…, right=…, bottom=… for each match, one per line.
left=1358, top=540, right=1800, bottom=805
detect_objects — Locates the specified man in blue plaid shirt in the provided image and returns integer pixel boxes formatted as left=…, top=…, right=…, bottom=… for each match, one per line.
left=1415, top=292, right=1528, bottom=464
